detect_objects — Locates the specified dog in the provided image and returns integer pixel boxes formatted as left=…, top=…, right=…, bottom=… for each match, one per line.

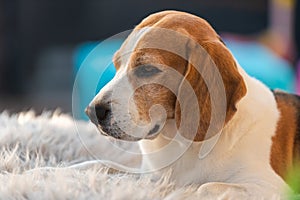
left=85, top=11, right=299, bottom=199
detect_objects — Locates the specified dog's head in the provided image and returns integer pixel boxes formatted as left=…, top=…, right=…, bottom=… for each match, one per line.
left=86, top=11, right=246, bottom=142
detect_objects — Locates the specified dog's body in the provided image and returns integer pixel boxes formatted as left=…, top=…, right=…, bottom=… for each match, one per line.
left=86, top=11, right=300, bottom=199
left=139, top=66, right=290, bottom=198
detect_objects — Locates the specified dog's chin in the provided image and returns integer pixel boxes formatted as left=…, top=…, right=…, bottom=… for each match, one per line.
left=96, top=125, right=142, bottom=141
left=96, top=123, right=162, bottom=141
left=143, top=123, right=162, bottom=140
left=144, top=132, right=160, bottom=140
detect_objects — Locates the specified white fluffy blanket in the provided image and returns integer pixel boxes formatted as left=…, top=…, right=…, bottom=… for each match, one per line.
left=0, top=111, right=200, bottom=200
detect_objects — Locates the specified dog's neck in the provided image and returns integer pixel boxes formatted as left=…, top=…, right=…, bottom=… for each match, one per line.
left=139, top=65, right=280, bottom=177
left=217, top=65, right=279, bottom=150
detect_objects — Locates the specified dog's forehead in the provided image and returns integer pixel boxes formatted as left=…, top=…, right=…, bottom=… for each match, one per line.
left=115, top=50, right=163, bottom=73
left=115, top=11, right=222, bottom=70
left=117, top=38, right=188, bottom=74
left=135, top=12, right=219, bottom=43
left=129, top=49, right=165, bottom=67
left=115, top=14, right=223, bottom=74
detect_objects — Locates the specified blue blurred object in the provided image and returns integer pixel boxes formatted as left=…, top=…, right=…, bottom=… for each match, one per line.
left=73, top=39, right=295, bottom=120
left=224, top=39, right=295, bottom=92
left=73, top=40, right=123, bottom=119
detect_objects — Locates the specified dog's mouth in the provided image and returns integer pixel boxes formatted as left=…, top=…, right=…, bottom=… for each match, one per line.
left=144, top=124, right=161, bottom=139
left=96, top=124, right=139, bottom=141
left=96, top=123, right=162, bottom=141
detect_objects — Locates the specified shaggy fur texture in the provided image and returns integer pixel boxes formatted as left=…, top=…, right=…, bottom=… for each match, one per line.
left=0, top=111, right=202, bottom=200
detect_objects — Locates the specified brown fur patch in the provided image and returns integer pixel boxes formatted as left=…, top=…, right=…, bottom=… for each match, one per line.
left=128, top=49, right=187, bottom=124
left=175, top=39, right=247, bottom=141
left=272, top=91, right=300, bottom=180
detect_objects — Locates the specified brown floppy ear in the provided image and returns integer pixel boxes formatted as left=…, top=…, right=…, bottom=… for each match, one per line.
left=175, top=38, right=246, bottom=141
left=203, top=41, right=247, bottom=122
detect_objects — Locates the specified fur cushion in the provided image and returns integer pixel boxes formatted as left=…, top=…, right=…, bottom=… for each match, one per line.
left=0, top=111, right=199, bottom=200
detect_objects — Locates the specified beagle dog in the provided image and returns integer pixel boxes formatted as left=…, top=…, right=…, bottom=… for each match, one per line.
left=86, top=11, right=300, bottom=199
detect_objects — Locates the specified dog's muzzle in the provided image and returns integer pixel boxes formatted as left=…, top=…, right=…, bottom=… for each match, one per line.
left=85, top=104, right=162, bottom=141
left=85, top=104, right=138, bottom=140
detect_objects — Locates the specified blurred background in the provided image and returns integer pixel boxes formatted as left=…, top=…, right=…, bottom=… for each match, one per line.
left=0, top=0, right=299, bottom=119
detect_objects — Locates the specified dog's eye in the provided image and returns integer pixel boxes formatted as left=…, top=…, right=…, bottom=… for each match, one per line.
left=134, top=65, right=162, bottom=78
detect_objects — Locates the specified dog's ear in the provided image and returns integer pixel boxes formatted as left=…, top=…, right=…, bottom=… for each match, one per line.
left=203, top=40, right=247, bottom=123
left=175, top=38, right=246, bottom=141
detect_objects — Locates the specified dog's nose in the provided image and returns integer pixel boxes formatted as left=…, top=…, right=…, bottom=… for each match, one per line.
left=95, top=104, right=111, bottom=122
left=85, top=104, right=110, bottom=125
left=85, top=106, right=98, bottom=125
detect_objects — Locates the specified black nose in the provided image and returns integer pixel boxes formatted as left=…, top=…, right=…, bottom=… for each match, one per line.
left=85, top=104, right=110, bottom=125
